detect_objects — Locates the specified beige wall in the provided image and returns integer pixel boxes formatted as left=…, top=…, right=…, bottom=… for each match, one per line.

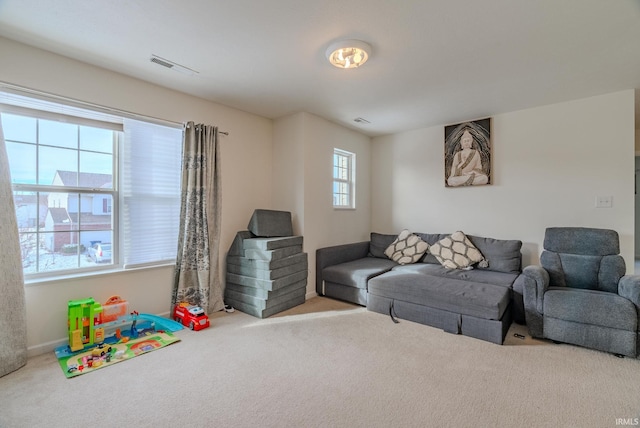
left=273, top=112, right=372, bottom=297
left=272, top=113, right=306, bottom=233
left=0, top=37, right=273, bottom=355
left=372, top=90, right=636, bottom=269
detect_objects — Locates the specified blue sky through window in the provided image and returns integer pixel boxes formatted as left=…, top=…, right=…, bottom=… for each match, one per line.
left=2, top=112, right=114, bottom=186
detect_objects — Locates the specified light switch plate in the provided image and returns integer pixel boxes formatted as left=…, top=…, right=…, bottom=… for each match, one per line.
left=595, top=196, right=613, bottom=208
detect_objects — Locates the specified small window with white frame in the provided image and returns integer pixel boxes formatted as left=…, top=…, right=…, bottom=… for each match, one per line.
left=333, top=148, right=355, bottom=209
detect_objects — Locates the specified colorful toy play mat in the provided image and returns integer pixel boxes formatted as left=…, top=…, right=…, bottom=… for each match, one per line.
left=56, top=313, right=184, bottom=379
left=56, top=330, right=180, bottom=378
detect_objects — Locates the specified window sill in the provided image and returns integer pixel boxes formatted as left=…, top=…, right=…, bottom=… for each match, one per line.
left=24, top=262, right=175, bottom=287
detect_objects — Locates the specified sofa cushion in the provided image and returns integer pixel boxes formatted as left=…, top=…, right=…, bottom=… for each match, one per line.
left=384, top=229, right=429, bottom=265
left=368, top=270, right=511, bottom=320
left=323, top=258, right=397, bottom=290
left=541, top=251, right=624, bottom=293
left=544, top=287, right=637, bottom=331
left=392, top=263, right=519, bottom=288
left=429, top=231, right=486, bottom=270
left=368, top=232, right=397, bottom=259
left=415, top=233, right=450, bottom=264
left=466, top=235, right=522, bottom=274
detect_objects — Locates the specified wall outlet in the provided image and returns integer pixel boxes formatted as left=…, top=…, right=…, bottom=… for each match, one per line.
left=595, top=196, right=613, bottom=208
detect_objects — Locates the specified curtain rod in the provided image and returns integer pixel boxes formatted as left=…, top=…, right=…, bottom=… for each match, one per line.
left=1, top=81, right=229, bottom=135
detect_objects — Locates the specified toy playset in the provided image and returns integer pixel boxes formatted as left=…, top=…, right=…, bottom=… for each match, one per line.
left=172, top=302, right=211, bottom=331
left=55, top=296, right=185, bottom=378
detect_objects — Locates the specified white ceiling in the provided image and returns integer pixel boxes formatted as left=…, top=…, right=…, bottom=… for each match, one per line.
left=0, top=0, right=639, bottom=137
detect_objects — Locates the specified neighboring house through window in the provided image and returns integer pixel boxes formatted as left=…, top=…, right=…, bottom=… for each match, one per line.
left=0, top=88, right=182, bottom=279
left=333, top=148, right=355, bottom=208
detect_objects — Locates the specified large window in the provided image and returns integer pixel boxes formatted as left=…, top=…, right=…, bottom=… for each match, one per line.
left=333, top=148, right=355, bottom=208
left=1, top=89, right=182, bottom=279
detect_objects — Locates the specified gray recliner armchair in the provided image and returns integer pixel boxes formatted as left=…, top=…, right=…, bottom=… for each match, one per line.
left=522, top=227, right=640, bottom=357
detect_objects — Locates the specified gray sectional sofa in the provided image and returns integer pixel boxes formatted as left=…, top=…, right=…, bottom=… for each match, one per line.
left=316, top=232, right=525, bottom=344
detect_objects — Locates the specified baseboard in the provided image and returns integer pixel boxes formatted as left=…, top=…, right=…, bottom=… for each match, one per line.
left=28, top=338, right=67, bottom=358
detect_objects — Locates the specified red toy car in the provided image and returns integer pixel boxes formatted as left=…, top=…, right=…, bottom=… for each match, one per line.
left=173, top=303, right=210, bottom=331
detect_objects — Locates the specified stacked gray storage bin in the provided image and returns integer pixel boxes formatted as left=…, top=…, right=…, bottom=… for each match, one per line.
left=225, top=210, right=308, bottom=318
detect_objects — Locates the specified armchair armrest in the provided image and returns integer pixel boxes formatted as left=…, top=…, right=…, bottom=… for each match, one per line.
left=619, top=275, right=640, bottom=308
left=521, top=265, right=550, bottom=338
left=522, top=265, right=550, bottom=313
left=316, top=241, right=370, bottom=295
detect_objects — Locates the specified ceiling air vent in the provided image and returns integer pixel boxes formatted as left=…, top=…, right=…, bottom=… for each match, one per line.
left=353, top=117, right=370, bottom=124
left=150, top=55, right=174, bottom=69
left=150, top=54, right=199, bottom=75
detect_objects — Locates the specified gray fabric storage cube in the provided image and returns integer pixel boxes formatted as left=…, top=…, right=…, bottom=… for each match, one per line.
left=243, top=236, right=303, bottom=250
left=226, top=268, right=307, bottom=291
left=228, top=231, right=255, bottom=256
left=244, top=245, right=303, bottom=261
left=226, top=279, right=306, bottom=300
left=226, top=256, right=308, bottom=280
left=226, top=289, right=306, bottom=318
left=247, top=209, right=293, bottom=237
left=227, top=252, right=307, bottom=271
left=225, top=224, right=308, bottom=318
left=226, top=281, right=306, bottom=311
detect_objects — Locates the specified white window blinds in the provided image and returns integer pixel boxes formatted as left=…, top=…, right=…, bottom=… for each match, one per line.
left=121, top=118, right=182, bottom=268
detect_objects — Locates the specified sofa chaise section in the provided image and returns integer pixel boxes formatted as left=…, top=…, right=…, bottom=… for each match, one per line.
left=367, top=270, right=513, bottom=344
left=322, top=257, right=398, bottom=306
left=316, top=241, right=391, bottom=306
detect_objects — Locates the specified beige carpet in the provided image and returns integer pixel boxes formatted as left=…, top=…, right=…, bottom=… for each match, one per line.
left=1, top=297, right=639, bottom=428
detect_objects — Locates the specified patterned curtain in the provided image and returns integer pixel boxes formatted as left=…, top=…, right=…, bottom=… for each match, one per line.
left=0, top=119, right=28, bottom=377
left=172, top=122, right=224, bottom=314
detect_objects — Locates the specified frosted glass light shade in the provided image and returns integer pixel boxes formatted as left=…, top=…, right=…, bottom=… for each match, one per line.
left=326, top=40, right=372, bottom=69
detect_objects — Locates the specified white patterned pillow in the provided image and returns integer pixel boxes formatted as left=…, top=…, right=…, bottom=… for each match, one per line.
left=429, top=231, right=488, bottom=270
left=384, top=229, right=429, bottom=265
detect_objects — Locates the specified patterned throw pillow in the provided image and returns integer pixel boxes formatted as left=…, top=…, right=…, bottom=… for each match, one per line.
left=429, top=231, right=488, bottom=270
left=384, top=229, right=429, bottom=265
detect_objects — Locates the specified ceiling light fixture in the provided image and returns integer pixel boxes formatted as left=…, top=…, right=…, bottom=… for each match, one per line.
left=326, top=40, right=372, bottom=69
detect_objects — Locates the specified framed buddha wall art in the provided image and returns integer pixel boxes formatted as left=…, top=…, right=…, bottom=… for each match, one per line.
left=444, top=118, right=491, bottom=187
